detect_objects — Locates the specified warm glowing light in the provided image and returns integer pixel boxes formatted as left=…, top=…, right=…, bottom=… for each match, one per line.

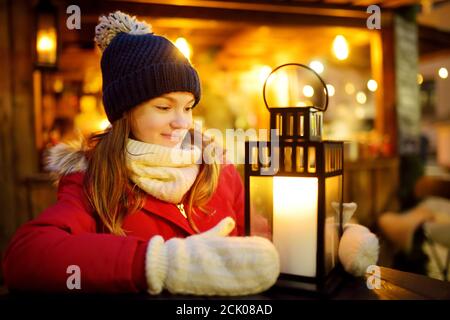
left=259, top=65, right=272, bottom=85
left=356, top=91, right=367, bottom=104
left=53, top=78, right=63, bottom=93
left=345, top=83, right=355, bottom=95
left=417, top=74, right=423, bottom=85
left=235, top=116, right=247, bottom=128
left=271, top=71, right=290, bottom=106
left=99, top=119, right=111, bottom=131
left=273, top=177, right=318, bottom=276
left=36, top=29, right=57, bottom=64
left=326, top=84, right=335, bottom=97
left=439, top=67, right=448, bottom=79
left=75, top=96, right=107, bottom=136
left=309, top=60, right=324, bottom=74
left=174, top=37, right=191, bottom=61
left=355, top=106, right=365, bottom=119
left=303, top=85, right=314, bottom=97
left=367, top=79, right=378, bottom=92
left=37, top=33, right=55, bottom=51
left=332, top=35, right=349, bottom=60
left=80, top=96, right=96, bottom=113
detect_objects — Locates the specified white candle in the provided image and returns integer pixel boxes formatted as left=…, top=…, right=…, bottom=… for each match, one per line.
left=273, top=177, right=318, bottom=277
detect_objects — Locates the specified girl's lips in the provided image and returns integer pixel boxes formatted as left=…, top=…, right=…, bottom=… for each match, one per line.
left=161, top=133, right=182, bottom=141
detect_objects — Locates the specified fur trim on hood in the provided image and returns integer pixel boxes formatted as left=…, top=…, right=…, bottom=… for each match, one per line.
left=45, top=139, right=88, bottom=179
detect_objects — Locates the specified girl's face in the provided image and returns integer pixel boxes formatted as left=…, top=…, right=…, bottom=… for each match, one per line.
left=130, top=91, right=194, bottom=147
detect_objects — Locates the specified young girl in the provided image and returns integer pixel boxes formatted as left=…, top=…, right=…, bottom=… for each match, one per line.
left=4, top=11, right=381, bottom=295
left=2, top=11, right=280, bottom=296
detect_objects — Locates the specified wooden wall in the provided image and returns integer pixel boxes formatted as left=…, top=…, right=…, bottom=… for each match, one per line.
left=0, top=0, right=38, bottom=283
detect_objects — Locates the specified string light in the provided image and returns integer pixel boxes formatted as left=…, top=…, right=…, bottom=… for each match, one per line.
left=326, top=84, right=335, bottom=97
left=356, top=91, right=367, bottom=104
left=345, top=83, right=355, bottom=95
left=439, top=67, right=448, bottom=79
left=332, top=35, right=349, bottom=60
left=367, top=79, right=378, bottom=92
left=309, top=60, right=324, bottom=74
left=303, top=85, right=314, bottom=97
left=417, top=74, right=423, bottom=85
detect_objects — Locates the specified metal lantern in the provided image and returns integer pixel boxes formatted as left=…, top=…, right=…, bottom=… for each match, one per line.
left=245, top=63, right=344, bottom=294
left=35, top=0, right=59, bottom=69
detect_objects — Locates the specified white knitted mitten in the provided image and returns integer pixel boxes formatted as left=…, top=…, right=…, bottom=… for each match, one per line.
left=339, top=223, right=379, bottom=277
left=145, top=217, right=280, bottom=296
left=334, top=203, right=380, bottom=277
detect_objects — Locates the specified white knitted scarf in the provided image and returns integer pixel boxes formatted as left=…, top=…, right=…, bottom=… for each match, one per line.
left=126, top=138, right=201, bottom=204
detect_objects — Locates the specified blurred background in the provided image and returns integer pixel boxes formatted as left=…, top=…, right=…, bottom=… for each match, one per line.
left=1, top=0, right=449, bottom=282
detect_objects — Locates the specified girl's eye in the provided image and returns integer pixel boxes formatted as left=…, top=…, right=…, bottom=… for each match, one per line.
left=185, top=106, right=194, bottom=112
left=156, top=105, right=170, bottom=111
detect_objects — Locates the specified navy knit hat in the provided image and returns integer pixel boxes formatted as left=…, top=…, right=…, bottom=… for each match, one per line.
left=95, top=11, right=201, bottom=123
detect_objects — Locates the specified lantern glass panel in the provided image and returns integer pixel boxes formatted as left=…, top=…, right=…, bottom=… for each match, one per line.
left=298, top=114, right=304, bottom=136
left=249, top=176, right=273, bottom=239
left=324, top=175, right=342, bottom=275
left=287, top=113, right=294, bottom=136
left=308, top=147, right=316, bottom=173
left=296, top=146, right=304, bottom=172
left=276, top=113, right=282, bottom=135
left=284, top=146, right=292, bottom=172
left=310, top=111, right=323, bottom=139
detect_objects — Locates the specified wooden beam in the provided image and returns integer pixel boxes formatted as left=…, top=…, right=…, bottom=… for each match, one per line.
left=419, top=25, right=450, bottom=56
left=0, top=0, right=16, bottom=260
left=382, top=0, right=420, bottom=8
left=9, top=0, right=39, bottom=228
left=107, top=0, right=370, bottom=18
left=61, top=0, right=369, bottom=28
left=378, top=22, right=398, bottom=156
left=420, top=48, right=450, bottom=62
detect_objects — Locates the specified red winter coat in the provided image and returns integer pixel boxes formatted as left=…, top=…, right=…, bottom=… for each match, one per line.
left=2, top=158, right=245, bottom=293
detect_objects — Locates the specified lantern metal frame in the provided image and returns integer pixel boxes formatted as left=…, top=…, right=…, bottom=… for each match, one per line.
left=244, top=63, right=345, bottom=295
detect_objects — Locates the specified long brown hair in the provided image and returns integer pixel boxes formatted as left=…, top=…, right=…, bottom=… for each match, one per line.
left=84, top=114, right=220, bottom=235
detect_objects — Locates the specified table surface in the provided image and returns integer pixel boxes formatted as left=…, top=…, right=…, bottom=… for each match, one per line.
left=0, top=267, right=449, bottom=300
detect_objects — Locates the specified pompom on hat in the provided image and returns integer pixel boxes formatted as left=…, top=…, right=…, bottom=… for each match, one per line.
left=95, top=11, right=201, bottom=122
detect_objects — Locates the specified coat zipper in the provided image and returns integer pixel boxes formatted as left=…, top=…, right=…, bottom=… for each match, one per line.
left=176, top=203, right=187, bottom=219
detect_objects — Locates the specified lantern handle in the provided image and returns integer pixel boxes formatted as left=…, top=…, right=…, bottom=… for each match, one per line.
left=263, top=63, right=329, bottom=112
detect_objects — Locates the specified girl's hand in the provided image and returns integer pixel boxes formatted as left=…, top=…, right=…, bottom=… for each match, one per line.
left=145, top=217, right=280, bottom=296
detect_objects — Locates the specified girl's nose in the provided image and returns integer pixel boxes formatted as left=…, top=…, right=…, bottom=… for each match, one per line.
left=171, top=113, right=191, bottom=129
